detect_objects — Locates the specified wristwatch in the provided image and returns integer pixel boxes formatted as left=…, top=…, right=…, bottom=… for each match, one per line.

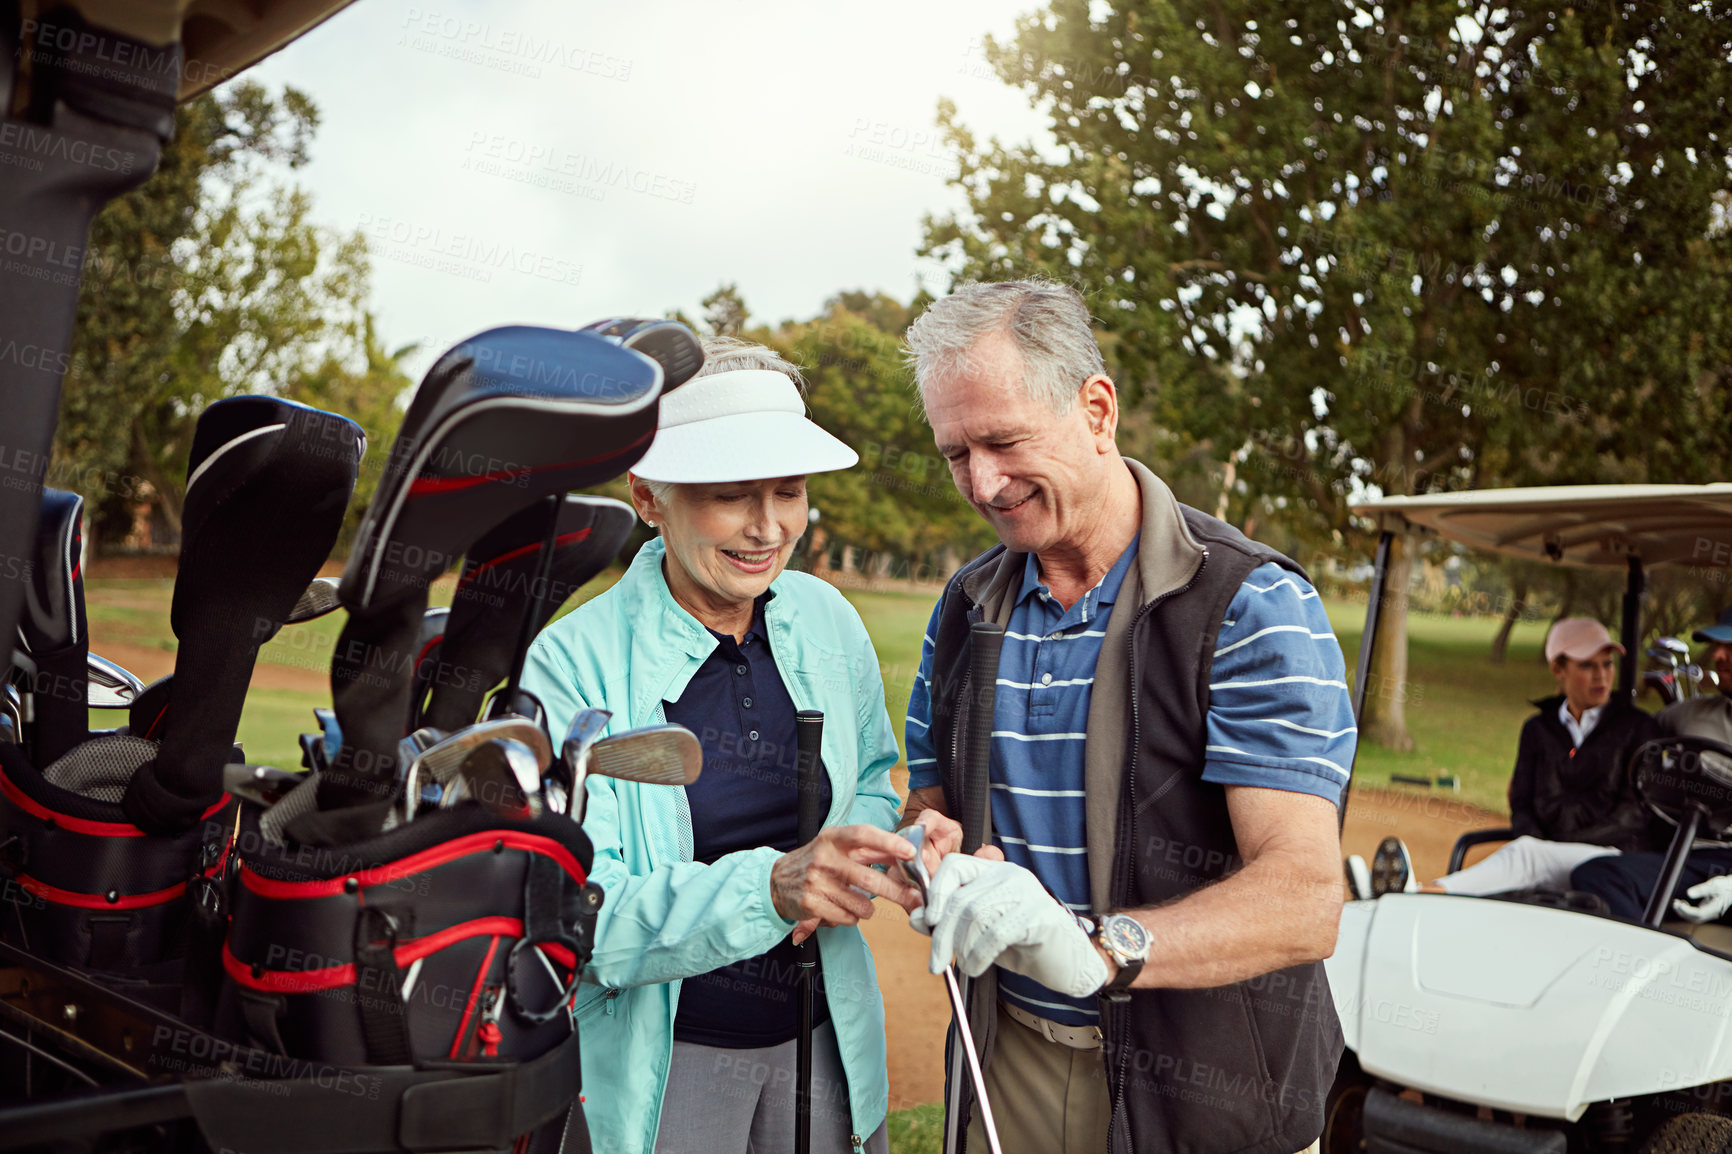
left=1090, top=913, right=1151, bottom=1000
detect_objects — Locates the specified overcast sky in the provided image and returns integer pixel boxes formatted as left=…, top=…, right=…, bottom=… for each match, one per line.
left=247, top=0, right=1052, bottom=375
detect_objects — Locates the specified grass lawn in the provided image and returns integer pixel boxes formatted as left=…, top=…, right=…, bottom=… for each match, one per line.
left=1326, top=600, right=1562, bottom=815
left=79, top=575, right=1564, bottom=813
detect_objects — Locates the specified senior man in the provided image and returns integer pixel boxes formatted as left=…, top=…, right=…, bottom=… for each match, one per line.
left=898, top=280, right=1350, bottom=1154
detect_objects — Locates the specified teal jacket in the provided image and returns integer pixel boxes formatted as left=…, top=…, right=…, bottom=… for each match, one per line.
left=520, top=538, right=901, bottom=1154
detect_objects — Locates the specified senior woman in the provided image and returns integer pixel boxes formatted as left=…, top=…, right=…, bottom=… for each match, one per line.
left=521, top=338, right=915, bottom=1154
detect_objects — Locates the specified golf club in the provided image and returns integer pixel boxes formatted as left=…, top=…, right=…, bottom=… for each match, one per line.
left=562, top=723, right=703, bottom=824
left=944, top=622, right=1005, bottom=1154
left=405, top=717, right=553, bottom=815
left=555, top=708, right=613, bottom=820
left=285, top=577, right=343, bottom=624
left=441, top=737, right=543, bottom=818
left=899, top=824, right=1003, bottom=1154
left=794, top=709, right=825, bottom=1154
left=578, top=317, right=704, bottom=391
left=86, top=653, right=144, bottom=708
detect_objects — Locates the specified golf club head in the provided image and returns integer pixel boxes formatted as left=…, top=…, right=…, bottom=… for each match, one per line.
left=395, top=725, right=447, bottom=822
left=286, top=577, right=343, bottom=624
left=587, top=724, right=702, bottom=787
left=442, top=737, right=542, bottom=818
left=897, top=823, right=931, bottom=905
left=86, top=652, right=144, bottom=708
left=1658, top=637, right=1691, bottom=658
left=414, top=717, right=553, bottom=792
left=556, top=707, right=614, bottom=818
left=577, top=318, right=704, bottom=391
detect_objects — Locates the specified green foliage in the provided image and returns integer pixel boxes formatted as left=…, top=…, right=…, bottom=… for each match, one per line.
left=774, top=298, right=996, bottom=568
left=282, top=318, right=417, bottom=548
left=925, top=0, right=1732, bottom=745
left=56, top=80, right=403, bottom=548
left=924, top=0, right=1732, bottom=531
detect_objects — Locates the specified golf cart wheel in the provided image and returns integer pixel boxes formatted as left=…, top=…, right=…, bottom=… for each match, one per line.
left=1639, top=1113, right=1732, bottom=1154
left=1322, top=1052, right=1372, bottom=1154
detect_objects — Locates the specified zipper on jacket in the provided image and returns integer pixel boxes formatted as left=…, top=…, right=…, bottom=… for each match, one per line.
left=1108, top=548, right=1208, bottom=1153
left=850, top=1134, right=864, bottom=1153
left=604, top=987, right=619, bottom=1016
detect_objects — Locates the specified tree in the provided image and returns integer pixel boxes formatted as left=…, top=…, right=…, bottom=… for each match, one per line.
left=923, top=0, right=1732, bottom=749
left=283, top=317, right=417, bottom=548
left=701, top=283, right=751, bottom=337
left=775, top=299, right=996, bottom=573
left=55, top=81, right=392, bottom=547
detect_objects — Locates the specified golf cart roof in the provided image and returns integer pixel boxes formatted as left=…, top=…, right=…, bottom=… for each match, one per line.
left=56, top=0, right=355, bottom=101
left=1351, top=484, right=1732, bottom=569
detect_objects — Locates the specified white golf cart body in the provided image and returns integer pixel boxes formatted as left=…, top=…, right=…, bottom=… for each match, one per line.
left=1335, top=896, right=1732, bottom=1120
left=1327, top=484, right=1732, bottom=1138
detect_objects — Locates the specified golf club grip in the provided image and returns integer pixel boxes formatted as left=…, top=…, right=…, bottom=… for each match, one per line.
left=961, top=623, right=1004, bottom=855
left=795, top=709, right=825, bottom=845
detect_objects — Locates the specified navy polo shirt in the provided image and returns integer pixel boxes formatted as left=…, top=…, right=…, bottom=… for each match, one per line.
left=667, top=590, right=832, bottom=1049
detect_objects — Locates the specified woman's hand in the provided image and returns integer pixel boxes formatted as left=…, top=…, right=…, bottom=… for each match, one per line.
left=773, top=824, right=919, bottom=942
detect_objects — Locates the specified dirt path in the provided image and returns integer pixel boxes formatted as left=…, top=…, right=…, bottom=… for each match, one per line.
left=870, top=784, right=1507, bottom=1110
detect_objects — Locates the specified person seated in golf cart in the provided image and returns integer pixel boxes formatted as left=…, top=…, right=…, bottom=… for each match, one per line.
left=1360, top=617, right=1661, bottom=896
left=1570, top=608, right=1732, bottom=923
left=520, top=337, right=911, bottom=1154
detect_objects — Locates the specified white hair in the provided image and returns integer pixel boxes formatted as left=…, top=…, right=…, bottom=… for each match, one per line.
left=633, top=336, right=808, bottom=521
left=904, top=278, right=1105, bottom=414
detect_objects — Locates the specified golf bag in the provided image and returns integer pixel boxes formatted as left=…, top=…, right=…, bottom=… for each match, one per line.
left=0, top=397, right=363, bottom=1010
left=201, top=323, right=686, bottom=1151
left=196, top=802, right=599, bottom=1154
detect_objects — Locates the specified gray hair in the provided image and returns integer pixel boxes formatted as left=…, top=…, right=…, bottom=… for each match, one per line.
left=635, top=335, right=808, bottom=512
left=904, top=278, right=1105, bottom=414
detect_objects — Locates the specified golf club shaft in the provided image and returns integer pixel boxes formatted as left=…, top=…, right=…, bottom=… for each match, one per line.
left=945, top=622, right=1004, bottom=1154
left=944, top=967, right=1004, bottom=1154
left=793, top=710, right=825, bottom=1154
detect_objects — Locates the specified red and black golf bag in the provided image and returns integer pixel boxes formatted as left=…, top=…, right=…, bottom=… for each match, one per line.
left=195, top=324, right=689, bottom=1154
left=1, top=397, right=364, bottom=1015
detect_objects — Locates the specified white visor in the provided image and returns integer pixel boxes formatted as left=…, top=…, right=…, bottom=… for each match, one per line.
left=630, top=369, right=859, bottom=484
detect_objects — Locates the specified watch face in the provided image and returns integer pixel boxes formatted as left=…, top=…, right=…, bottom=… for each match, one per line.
left=1105, top=915, right=1149, bottom=958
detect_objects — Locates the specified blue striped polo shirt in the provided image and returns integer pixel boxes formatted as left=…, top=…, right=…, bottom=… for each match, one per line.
left=906, top=554, right=1355, bottom=1027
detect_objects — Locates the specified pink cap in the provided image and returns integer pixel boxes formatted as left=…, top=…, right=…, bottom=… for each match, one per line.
left=1545, top=617, right=1625, bottom=663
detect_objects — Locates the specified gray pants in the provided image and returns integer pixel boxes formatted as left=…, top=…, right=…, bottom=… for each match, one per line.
left=654, top=1021, right=889, bottom=1154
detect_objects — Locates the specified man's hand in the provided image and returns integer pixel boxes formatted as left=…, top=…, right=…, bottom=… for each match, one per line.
left=773, top=825, right=919, bottom=943
left=916, top=855, right=1109, bottom=997
left=1674, top=875, right=1732, bottom=924
left=907, top=807, right=964, bottom=881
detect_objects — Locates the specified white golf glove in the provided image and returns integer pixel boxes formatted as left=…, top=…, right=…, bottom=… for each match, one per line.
left=913, top=855, right=1108, bottom=998
left=1673, top=875, right=1732, bottom=924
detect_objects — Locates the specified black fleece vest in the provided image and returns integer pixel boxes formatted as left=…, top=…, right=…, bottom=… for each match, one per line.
left=928, top=505, right=1343, bottom=1154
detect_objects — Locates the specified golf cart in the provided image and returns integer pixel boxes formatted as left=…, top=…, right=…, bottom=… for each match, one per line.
left=0, top=6, right=708, bottom=1152
left=1327, top=484, right=1732, bottom=1153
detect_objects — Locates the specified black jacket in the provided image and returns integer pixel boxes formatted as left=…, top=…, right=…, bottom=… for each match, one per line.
left=928, top=461, right=1341, bottom=1154
left=1508, top=694, right=1661, bottom=852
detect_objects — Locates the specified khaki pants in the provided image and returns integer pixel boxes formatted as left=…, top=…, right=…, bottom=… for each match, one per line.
left=965, top=1002, right=1321, bottom=1154
left=966, top=1002, right=1108, bottom=1154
